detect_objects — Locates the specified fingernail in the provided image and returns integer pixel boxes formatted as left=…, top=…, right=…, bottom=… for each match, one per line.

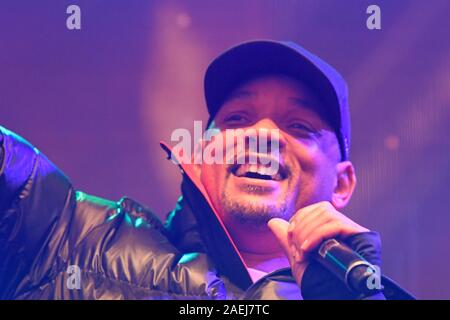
left=289, top=244, right=302, bottom=263
left=300, top=239, right=309, bottom=251
left=293, top=250, right=304, bottom=263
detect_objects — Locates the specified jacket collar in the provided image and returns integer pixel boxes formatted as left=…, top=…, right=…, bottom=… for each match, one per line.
left=160, top=142, right=253, bottom=290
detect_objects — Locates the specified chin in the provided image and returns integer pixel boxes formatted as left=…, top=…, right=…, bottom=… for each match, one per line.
left=219, top=192, right=292, bottom=226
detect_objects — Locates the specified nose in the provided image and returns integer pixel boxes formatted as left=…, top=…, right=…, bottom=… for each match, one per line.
left=248, top=118, right=287, bottom=152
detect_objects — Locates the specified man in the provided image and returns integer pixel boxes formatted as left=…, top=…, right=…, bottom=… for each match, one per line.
left=0, top=40, right=413, bottom=299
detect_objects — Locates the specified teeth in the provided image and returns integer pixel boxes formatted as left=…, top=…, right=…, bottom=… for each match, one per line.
left=233, top=163, right=282, bottom=180
left=235, top=165, right=247, bottom=177
left=264, top=167, right=275, bottom=176
left=258, top=166, right=266, bottom=176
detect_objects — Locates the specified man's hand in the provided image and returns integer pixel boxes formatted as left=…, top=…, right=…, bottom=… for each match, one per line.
left=267, top=201, right=369, bottom=287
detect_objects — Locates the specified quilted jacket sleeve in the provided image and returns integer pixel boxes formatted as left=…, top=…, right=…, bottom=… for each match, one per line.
left=0, top=126, right=74, bottom=298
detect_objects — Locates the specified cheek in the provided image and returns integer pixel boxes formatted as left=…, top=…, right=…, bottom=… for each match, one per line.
left=200, top=163, right=227, bottom=203
left=288, top=139, right=335, bottom=204
left=301, top=164, right=336, bottom=205
left=287, top=137, right=318, bottom=173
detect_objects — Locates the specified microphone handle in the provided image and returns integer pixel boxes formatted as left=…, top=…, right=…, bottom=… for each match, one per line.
left=315, top=238, right=382, bottom=295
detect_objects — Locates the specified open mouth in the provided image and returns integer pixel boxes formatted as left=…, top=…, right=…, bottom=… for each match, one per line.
left=229, top=162, right=287, bottom=182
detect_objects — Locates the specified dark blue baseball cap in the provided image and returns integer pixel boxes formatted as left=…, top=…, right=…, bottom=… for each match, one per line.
left=204, top=40, right=351, bottom=160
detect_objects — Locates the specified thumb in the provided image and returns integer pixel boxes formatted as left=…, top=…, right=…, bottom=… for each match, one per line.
left=268, top=218, right=310, bottom=286
left=267, top=218, right=292, bottom=259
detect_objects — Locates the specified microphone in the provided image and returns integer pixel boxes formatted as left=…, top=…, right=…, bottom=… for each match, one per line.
left=315, top=238, right=383, bottom=295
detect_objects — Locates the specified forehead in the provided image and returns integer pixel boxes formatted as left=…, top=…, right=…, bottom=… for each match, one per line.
left=229, top=74, right=317, bottom=100
left=218, top=74, right=329, bottom=123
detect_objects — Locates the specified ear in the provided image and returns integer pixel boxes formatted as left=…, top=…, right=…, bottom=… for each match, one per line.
left=331, top=161, right=357, bottom=209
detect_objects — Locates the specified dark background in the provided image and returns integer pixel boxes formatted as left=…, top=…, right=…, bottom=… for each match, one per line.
left=1, top=0, right=449, bottom=299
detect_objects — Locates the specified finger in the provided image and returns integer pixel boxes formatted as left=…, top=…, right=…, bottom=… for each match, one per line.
left=296, top=201, right=330, bottom=214
left=288, top=207, right=322, bottom=247
left=300, top=221, right=361, bottom=252
left=293, top=210, right=333, bottom=250
left=268, top=218, right=308, bottom=266
left=267, top=218, right=291, bottom=257
left=290, top=206, right=319, bottom=228
left=289, top=201, right=333, bottom=231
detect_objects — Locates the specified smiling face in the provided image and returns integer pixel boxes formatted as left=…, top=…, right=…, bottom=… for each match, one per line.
left=198, top=74, right=348, bottom=232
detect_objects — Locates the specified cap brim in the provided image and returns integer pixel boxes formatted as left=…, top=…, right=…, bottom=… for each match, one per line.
left=205, top=40, right=338, bottom=125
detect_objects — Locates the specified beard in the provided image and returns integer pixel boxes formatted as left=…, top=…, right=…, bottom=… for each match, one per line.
left=220, top=186, right=297, bottom=230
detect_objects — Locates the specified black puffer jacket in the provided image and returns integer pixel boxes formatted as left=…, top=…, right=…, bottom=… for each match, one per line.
left=0, top=126, right=414, bottom=299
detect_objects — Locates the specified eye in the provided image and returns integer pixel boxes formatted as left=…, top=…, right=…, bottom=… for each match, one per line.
left=222, top=113, right=251, bottom=127
left=287, top=122, right=318, bottom=137
left=289, top=122, right=313, bottom=131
